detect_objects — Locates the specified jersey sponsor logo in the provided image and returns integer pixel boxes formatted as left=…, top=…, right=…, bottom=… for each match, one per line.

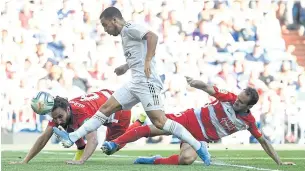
left=70, top=101, right=85, bottom=108
left=219, top=117, right=236, bottom=132
left=80, top=93, right=100, bottom=101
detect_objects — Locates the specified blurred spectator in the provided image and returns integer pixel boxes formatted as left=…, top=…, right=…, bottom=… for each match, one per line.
left=259, top=63, right=275, bottom=87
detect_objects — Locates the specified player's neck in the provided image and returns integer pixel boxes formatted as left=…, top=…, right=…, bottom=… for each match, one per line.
left=235, top=109, right=249, bottom=115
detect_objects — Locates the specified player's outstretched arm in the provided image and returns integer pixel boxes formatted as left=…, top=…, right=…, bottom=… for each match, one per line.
left=143, top=31, right=158, bottom=78
left=10, top=126, right=53, bottom=164
left=257, top=136, right=295, bottom=165
left=66, top=131, right=98, bottom=165
left=185, top=76, right=216, bottom=96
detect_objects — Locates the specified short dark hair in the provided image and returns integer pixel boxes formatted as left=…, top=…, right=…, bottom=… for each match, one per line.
left=52, top=96, right=69, bottom=112
left=244, top=87, right=259, bottom=106
left=100, top=7, right=123, bottom=20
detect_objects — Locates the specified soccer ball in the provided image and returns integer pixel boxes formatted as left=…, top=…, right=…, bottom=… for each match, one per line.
left=31, top=91, right=55, bottom=115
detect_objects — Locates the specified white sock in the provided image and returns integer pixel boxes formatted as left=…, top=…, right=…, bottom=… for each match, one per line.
left=69, top=111, right=108, bottom=142
left=163, top=119, right=201, bottom=150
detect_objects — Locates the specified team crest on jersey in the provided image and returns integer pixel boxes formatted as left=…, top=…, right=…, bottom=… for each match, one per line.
left=125, top=51, right=131, bottom=58
left=220, top=117, right=236, bottom=131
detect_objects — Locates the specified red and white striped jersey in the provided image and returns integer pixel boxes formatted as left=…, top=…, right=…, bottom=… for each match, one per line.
left=193, top=86, right=262, bottom=142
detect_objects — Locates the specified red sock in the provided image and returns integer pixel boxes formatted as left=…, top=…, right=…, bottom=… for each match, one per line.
left=113, top=125, right=150, bottom=146
left=154, top=155, right=179, bottom=165
left=126, top=120, right=142, bottom=132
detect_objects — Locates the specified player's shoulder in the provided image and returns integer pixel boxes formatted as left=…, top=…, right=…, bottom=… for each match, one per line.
left=68, top=96, right=87, bottom=114
left=124, top=21, right=138, bottom=28
left=122, top=21, right=147, bottom=32
left=238, top=111, right=256, bottom=123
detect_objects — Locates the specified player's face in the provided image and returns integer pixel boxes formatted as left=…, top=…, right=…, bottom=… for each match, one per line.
left=233, top=91, right=251, bottom=112
left=51, top=107, right=70, bottom=127
left=100, top=17, right=120, bottom=36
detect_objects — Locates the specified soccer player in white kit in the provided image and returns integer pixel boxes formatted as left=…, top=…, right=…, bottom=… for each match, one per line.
left=53, top=7, right=211, bottom=165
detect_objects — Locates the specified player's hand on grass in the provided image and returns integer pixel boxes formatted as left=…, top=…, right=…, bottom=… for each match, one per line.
left=66, top=160, right=84, bottom=165
left=144, top=59, right=151, bottom=78
left=114, top=64, right=128, bottom=76
left=281, top=162, right=296, bottom=165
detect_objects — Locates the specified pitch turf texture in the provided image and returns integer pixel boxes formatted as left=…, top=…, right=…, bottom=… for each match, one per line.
left=2, top=150, right=304, bottom=171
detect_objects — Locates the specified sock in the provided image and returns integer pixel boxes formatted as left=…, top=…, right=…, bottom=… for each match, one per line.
left=154, top=155, right=179, bottom=165
left=75, top=138, right=86, bottom=150
left=77, top=145, right=86, bottom=150
left=113, top=125, right=150, bottom=146
left=163, top=119, right=201, bottom=150
left=126, top=120, right=142, bottom=132
left=69, top=111, right=108, bottom=142
left=115, top=120, right=143, bottom=150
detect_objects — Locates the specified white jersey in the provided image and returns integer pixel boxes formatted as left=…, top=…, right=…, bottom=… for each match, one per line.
left=120, top=21, right=163, bottom=89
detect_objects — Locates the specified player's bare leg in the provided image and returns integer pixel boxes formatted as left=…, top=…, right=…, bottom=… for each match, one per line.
left=134, top=143, right=198, bottom=165
left=53, top=96, right=123, bottom=147
left=178, top=143, right=198, bottom=165
left=146, top=110, right=210, bottom=165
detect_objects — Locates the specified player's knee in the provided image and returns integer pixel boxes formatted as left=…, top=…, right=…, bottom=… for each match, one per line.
left=179, top=153, right=197, bottom=165
left=100, top=106, right=111, bottom=115
left=150, top=117, right=166, bottom=130
left=100, top=105, right=117, bottom=116
left=100, top=101, right=121, bottom=116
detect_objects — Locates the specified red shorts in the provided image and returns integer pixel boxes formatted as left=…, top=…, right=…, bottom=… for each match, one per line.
left=165, top=109, right=206, bottom=142
left=105, top=110, right=131, bottom=141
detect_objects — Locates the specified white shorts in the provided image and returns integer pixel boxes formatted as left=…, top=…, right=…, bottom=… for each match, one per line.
left=112, top=81, right=164, bottom=111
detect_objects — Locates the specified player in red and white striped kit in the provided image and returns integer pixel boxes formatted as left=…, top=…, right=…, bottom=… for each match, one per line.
left=101, top=76, right=294, bottom=166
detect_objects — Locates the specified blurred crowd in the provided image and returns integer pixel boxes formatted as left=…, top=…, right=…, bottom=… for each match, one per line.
left=1, top=0, right=305, bottom=144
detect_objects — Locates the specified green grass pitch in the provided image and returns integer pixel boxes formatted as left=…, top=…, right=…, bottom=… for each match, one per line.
left=2, top=150, right=304, bottom=171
